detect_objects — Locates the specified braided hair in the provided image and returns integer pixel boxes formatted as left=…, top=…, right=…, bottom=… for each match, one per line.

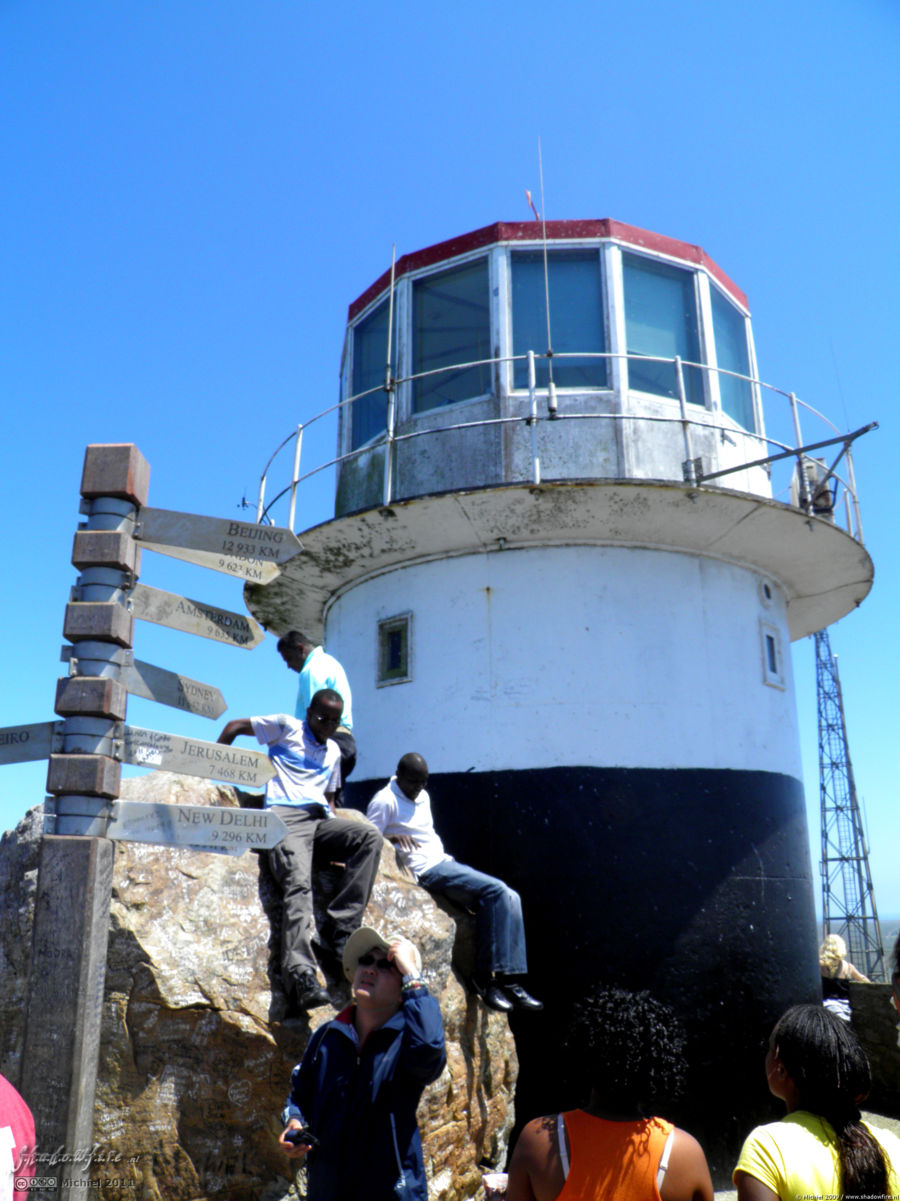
left=772, top=1005, right=888, bottom=1198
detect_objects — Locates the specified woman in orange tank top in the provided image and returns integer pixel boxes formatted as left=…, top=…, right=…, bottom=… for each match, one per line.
left=507, top=988, right=713, bottom=1201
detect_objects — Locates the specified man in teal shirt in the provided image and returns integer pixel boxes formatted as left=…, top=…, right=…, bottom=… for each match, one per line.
left=278, top=630, right=356, bottom=796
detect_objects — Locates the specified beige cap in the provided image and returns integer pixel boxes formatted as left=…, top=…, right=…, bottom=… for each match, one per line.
left=341, top=926, right=422, bottom=982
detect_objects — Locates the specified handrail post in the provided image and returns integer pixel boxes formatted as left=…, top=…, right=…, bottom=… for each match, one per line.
left=528, top=350, right=541, bottom=485
left=287, top=423, right=304, bottom=532
left=789, top=391, right=810, bottom=512
left=256, top=475, right=266, bottom=524
left=675, top=356, right=698, bottom=484
left=845, top=446, right=864, bottom=543
left=383, top=388, right=396, bottom=505
left=382, top=246, right=398, bottom=507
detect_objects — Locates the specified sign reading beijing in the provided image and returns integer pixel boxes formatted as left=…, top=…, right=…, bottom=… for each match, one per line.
left=135, top=507, right=302, bottom=583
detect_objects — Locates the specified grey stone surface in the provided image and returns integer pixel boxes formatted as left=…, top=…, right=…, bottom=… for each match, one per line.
left=1, top=775, right=517, bottom=1201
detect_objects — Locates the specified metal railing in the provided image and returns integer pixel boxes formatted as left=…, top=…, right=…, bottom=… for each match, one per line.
left=255, top=348, right=875, bottom=543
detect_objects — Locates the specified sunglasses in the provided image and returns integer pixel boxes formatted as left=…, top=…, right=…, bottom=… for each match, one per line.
left=356, top=953, right=397, bottom=973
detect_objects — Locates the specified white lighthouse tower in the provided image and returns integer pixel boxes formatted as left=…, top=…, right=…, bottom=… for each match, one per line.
left=246, top=219, right=873, bottom=1174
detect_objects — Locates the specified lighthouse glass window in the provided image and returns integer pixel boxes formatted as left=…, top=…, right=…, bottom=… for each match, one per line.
left=351, top=299, right=398, bottom=449
left=622, top=252, right=704, bottom=405
left=412, top=259, right=491, bottom=412
left=511, top=251, right=608, bottom=389
left=710, top=285, right=756, bottom=431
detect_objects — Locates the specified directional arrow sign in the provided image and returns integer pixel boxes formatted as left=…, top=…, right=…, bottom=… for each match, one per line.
left=0, top=721, right=62, bottom=765
left=131, top=583, right=265, bottom=649
left=122, top=658, right=227, bottom=719
left=107, top=800, right=287, bottom=852
left=120, top=725, right=275, bottom=788
left=135, top=507, right=302, bottom=584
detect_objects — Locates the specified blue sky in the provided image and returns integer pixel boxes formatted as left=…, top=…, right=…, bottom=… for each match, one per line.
left=1, top=0, right=898, bottom=917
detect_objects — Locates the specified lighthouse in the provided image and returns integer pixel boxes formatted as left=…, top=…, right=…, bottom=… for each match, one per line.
left=246, top=220, right=873, bottom=1174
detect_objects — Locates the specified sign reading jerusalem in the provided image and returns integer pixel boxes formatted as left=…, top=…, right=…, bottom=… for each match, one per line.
left=135, top=507, right=302, bottom=583
left=120, top=725, right=275, bottom=788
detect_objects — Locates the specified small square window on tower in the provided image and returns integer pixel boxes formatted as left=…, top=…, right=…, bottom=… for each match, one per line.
left=377, top=613, right=412, bottom=686
left=760, top=621, right=785, bottom=689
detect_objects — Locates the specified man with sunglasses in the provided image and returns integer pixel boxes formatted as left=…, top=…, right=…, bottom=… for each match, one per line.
left=218, top=690, right=382, bottom=1016
left=278, top=927, right=446, bottom=1201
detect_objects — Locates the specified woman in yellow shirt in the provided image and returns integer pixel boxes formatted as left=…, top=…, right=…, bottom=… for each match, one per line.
left=734, top=1004, right=900, bottom=1201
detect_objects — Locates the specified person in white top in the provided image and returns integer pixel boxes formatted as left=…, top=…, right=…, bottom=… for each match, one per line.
left=219, top=689, right=381, bottom=1015
left=367, top=752, right=542, bottom=1014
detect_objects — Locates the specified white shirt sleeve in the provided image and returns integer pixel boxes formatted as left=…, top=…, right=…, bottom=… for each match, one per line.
left=249, top=715, right=291, bottom=746
left=366, top=790, right=395, bottom=836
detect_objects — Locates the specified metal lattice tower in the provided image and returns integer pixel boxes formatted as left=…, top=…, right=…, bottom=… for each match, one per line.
left=816, top=627, right=885, bottom=981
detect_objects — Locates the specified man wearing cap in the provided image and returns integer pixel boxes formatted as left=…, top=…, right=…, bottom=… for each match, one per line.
left=277, top=630, right=356, bottom=802
left=218, top=689, right=381, bottom=1015
left=278, top=928, right=446, bottom=1201
left=366, top=752, right=542, bottom=1014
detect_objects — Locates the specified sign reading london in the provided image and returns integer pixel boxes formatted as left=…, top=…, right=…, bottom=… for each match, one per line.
left=120, top=725, right=275, bottom=788
left=130, top=582, right=265, bottom=649
left=106, top=800, right=287, bottom=852
left=135, top=507, right=302, bottom=584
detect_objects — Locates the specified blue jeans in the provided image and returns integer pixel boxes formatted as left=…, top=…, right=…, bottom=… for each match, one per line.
left=418, top=859, right=527, bottom=978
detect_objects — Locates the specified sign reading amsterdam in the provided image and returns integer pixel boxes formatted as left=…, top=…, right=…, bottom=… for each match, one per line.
left=120, top=725, right=275, bottom=788
left=0, top=721, right=62, bottom=765
left=106, top=800, right=287, bottom=852
left=130, top=583, right=265, bottom=649
left=122, top=658, right=227, bottom=719
left=135, top=507, right=302, bottom=583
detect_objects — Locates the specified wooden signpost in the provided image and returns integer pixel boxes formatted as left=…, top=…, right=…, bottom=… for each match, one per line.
left=106, top=799, right=287, bottom=852
left=0, top=721, right=62, bottom=765
left=130, top=581, right=265, bottom=648
left=119, top=658, right=227, bottom=719
left=11, top=443, right=298, bottom=1200
left=119, top=725, right=275, bottom=787
left=134, top=506, right=301, bottom=584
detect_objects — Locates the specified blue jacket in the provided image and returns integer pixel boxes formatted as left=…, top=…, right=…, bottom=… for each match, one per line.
left=283, top=987, right=446, bottom=1201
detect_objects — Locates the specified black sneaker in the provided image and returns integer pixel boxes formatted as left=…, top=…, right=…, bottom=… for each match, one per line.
left=290, top=971, right=330, bottom=1012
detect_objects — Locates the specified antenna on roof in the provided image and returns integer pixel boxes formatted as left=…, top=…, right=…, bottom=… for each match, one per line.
left=527, top=138, right=556, bottom=415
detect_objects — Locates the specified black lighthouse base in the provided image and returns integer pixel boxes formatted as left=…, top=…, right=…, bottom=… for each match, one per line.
left=349, top=764, right=819, bottom=1183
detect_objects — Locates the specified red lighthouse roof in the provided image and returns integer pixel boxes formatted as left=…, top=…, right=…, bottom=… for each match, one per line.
left=348, top=218, right=748, bottom=321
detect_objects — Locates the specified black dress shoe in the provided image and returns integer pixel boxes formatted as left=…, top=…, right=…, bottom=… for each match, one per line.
left=481, top=982, right=514, bottom=1013
left=502, top=982, right=544, bottom=1011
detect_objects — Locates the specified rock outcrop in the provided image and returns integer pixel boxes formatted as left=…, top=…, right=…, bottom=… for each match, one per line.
left=0, top=773, right=517, bottom=1200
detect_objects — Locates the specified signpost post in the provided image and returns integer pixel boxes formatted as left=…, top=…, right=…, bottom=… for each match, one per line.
left=13, top=444, right=290, bottom=1200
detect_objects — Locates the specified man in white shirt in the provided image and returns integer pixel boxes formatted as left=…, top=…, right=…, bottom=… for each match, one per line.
left=219, top=689, right=381, bottom=1014
left=366, top=752, right=542, bottom=1014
